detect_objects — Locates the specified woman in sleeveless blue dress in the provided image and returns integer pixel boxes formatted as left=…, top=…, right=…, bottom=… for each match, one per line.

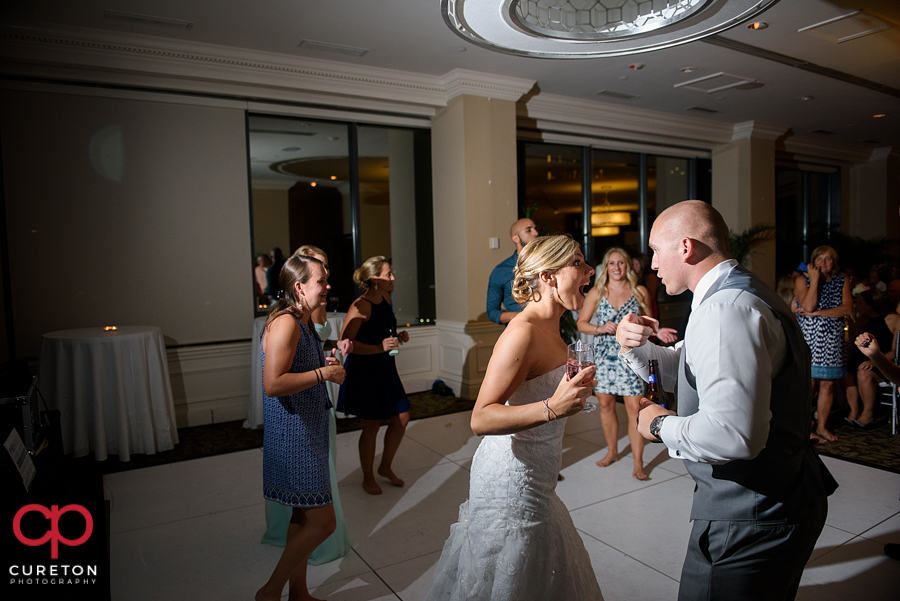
left=426, top=235, right=603, bottom=601
left=256, top=254, right=347, bottom=601
left=261, top=245, right=353, bottom=565
left=337, top=256, right=411, bottom=495
left=795, top=245, right=852, bottom=442
left=577, top=247, right=664, bottom=481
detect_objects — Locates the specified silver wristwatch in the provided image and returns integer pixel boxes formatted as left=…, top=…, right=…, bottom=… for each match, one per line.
left=649, top=415, right=667, bottom=442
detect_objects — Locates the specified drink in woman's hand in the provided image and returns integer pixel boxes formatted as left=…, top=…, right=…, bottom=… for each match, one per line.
left=566, top=359, right=595, bottom=380
left=566, top=340, right=598, bottom=414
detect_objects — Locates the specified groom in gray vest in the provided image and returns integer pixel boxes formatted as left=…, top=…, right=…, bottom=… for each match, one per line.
left=616, top=200, right=837, bottom=600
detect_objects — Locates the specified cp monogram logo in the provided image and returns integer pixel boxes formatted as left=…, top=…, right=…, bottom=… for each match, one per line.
left=13, top=504, right=94, bottom=559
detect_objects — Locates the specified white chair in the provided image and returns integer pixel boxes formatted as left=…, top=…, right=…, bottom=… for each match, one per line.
left=877, top=330, right=899, bottom=435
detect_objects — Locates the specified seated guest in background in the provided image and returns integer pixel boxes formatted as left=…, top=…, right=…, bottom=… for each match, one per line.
left=887, top=279, right=900, bottom=314
left=868, top=267, right=887, bottom=293
left=776, top=269, right=801, bottom=316
left=486, top=218, right=539, bottom=324
left=849, top=289, right=900, bottom=428
left=844, top=289, right=900, bottom=428
left=854, top=332, right=900, bottom=562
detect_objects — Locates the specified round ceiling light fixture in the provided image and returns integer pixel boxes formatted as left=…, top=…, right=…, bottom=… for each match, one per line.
left=442, top=0, right=781, bottom=58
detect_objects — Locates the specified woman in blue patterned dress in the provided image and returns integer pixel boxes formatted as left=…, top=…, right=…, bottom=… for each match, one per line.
left=577, top=247, right=676, bottom=480
left=261, top=245, right=354, bottom=565
left=256, top=254, right=346, bottom=601
left=795, top=245, right=852, bottom=442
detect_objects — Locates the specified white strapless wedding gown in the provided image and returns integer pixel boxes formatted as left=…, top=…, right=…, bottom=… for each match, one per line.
left=425, top=365, right=603, bottom=600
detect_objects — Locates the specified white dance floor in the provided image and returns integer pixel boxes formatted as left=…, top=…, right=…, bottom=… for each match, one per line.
left=105, top=404, right=900, bottom=600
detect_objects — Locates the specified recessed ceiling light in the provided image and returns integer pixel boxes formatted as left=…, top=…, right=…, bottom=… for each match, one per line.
left=801, top=96, right=814, bottom=101
left=874, top=114, right=886, bottom=118
left=310, top=182, right=317, bottom=187
left=748, top=22, right=768, bottom=30
left=629, top=63, right=645, bottom=70
left=330, top=175, right=337, bottom=180
left=681, top=67, right=696, bottom=73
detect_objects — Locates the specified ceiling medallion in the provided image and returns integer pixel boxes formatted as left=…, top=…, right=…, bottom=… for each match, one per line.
left=441, top=0, right=781, bottom=58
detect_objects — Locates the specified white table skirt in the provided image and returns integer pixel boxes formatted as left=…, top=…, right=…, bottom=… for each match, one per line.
left=247, top=312, right=346, bottom=429
left=39, top=326, right=178, bottom=461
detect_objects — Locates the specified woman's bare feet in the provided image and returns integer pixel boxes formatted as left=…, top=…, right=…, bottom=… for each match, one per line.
left=816, top=428, right=838, bottom=442
left=632, top=465, right=649, bottom=480
left=596, top=451, right=618, bottom=468
left=377, top=466, right=405, bottom=487
left=362, top=479, right=383, bottom=495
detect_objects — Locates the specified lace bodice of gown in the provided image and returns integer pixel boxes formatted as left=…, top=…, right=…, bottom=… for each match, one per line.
left=499, top=365, right=568, bottom=492
left=425, top=364, right=602, bottom=601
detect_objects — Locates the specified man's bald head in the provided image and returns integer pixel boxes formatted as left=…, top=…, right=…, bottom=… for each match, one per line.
left=510, top=218, right=538, bottom=253
left=654, top=200, right=731, bottom=260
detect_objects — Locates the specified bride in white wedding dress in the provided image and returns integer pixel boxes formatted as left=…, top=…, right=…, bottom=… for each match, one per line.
left=425, top=235, right=604, bottom=601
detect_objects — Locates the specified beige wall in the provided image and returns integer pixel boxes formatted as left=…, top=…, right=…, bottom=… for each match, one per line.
left=1, top=88, right=254, bottom=356
left=432, top=95, right=519, bottom=325
left=250, top=187, right=290, bottom=258
left=711, top=135, right=777, bottom=287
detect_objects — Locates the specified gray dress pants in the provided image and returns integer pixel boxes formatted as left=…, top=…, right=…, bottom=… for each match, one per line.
left=678, top=497, right=828, bottom=601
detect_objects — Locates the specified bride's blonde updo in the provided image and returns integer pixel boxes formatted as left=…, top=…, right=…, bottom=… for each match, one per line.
left=511, top=235, right=580, bottom=304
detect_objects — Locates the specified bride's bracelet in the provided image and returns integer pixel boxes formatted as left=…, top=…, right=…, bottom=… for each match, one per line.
left=542, top=398, right=558, bottom=422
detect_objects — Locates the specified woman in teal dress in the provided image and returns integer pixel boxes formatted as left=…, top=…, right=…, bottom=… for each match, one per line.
left=576, top=247, right=677, bottom=481
left=261, top=245, right=353, bottom=565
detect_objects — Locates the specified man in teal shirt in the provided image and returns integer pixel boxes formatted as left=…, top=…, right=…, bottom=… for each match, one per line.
left=486, top=218, right=539, bottom=324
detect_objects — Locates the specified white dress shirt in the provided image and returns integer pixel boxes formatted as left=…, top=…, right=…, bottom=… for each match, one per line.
left=620, top=259, right=788, bottom=463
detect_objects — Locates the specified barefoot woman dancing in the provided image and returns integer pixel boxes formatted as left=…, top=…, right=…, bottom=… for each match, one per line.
left=257, top=254, right=345, bottom=601
left=577, top=247, right=676, bottom=480
left=338, top=256, right=411, bottom=495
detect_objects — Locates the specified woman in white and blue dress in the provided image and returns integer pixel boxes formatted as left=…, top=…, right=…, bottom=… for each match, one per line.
left=577, top=247, right=676, bottom=481
left=794, top=245, right=852, bottom=442
left=256, top=254, right=346, bottom=601
left=425, top=235, right=603, bottom=601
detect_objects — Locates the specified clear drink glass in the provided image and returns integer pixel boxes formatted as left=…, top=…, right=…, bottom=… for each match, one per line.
left=566, top=340, right=597, bottom=413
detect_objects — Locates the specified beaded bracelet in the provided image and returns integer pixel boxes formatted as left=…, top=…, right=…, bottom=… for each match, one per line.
left=542, top=398, right=558, bottom=422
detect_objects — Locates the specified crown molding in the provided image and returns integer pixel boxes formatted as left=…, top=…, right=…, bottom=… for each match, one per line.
left=731, top=121, right=788, bottom=142
left=0, top=23, right=450, bottom=109
left=778, top=135, right=887, bottom=165
left=440, top=68, right=536, bottom=102
left=869, top=146, right=896, bottom=162
left=520, top=93, right=734, bottom=151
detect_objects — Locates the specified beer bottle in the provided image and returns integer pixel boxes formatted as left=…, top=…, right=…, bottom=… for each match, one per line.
left=646, top=360, right=663, bottom=407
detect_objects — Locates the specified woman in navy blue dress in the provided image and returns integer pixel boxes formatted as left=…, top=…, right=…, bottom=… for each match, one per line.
left=256, top=254, right=346, bottom=601
left=338, top=256, right=411, bottom=495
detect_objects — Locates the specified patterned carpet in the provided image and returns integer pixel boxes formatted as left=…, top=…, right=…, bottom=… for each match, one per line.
left=89, top=390, right=475, bottom=475
left=816, top=414, right=900, bottom=475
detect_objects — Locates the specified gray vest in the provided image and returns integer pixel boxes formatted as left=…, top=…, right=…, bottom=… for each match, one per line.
left=678, top=265, right=837, bottom=521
